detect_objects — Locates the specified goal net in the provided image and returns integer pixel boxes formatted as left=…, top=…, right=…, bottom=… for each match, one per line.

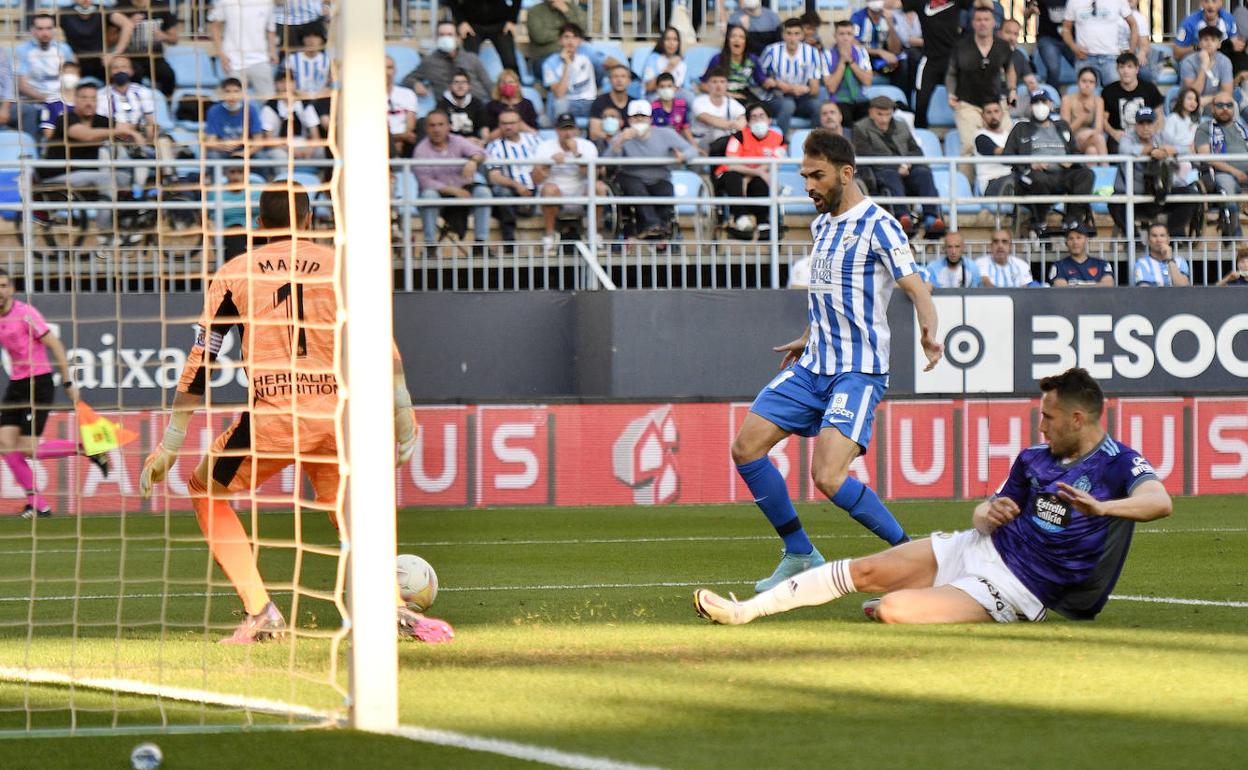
left=0, top=1, right=396, bottom=736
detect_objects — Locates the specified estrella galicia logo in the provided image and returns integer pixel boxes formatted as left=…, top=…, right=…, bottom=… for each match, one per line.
left=1032, top=492, right=1072, bottom=532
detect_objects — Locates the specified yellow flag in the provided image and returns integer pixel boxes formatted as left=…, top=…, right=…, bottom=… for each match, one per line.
left=76, top=401, right=140, bottom=456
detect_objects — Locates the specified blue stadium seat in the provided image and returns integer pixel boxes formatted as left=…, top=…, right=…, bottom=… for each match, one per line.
left=589, top=41, right=630, bottom=73
left=152, top=93, right=176, bottom=133
left=913, top=128, right=941, bottom=159
left=165, top=45, right=221, bottom=89
left=864, top=84, right=907, bottom=107
left=670, top=170, right=706, bottom=216
left=0, top=168, right=22, bottom=223
left=521, top=86, right=545, bottom=124
left=630, top=47, right=651, bottom=80
left=943, top=128, right=960, bottom=157
left=779, top=170, right=816, bottom=214
left=926, top=86, right=955, bottom=127
left=0, top=129, right=36, bottom=160
left=537, top=128, right=557, bottom=143
left=171, top=87, right=211, bottom=130
left=932, top=168, right=980, bottom=215
left=1091, top=165, right=1117, bottom=214
left=683, top=46, right=720, bottom=87
left=515, top=49, right=536, bottom=86
left=478, top=42, right=505, bottom=82
left=1154, top=44, right=1178, bottom=85
left=789, top=128, right=812, bottom=160
left=385, top=45, right=421, bottom=83
left=1164, top=87, right=1179, bottom=113
left=1038, top=83, right=1061, bottom=104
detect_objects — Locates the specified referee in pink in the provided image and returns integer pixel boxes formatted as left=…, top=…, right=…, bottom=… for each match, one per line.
left=0, top=270, right=108, bottom=518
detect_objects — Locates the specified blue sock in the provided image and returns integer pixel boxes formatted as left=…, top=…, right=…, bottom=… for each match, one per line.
left=736, top=457, right=812, bottom=555
left=829, top=476, right=909, bottom=546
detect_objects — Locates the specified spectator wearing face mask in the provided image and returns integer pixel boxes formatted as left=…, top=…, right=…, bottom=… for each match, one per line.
left=593, top=106, right=623, bottom=154
left=650, top=72, right=695, bottom=145
left=605, top=100, right=698, bottom=240
left=407, top=20, right=492, bottom=103
left=714, top=101, right=786, bottom=238
left=485, top=69, right=539, bottom=139
left=589, top=64, right=634, bottom=145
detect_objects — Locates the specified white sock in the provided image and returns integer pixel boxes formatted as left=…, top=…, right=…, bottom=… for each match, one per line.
left=742, top=559, right=857, bottom=621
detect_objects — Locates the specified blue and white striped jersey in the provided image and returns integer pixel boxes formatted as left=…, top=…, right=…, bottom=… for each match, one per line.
left=761, top=41, right=824, bottom=87
left=486, top=133, right=541, bottom=190
left=1132, top=252, right=1190, bottom=286
left=975, top=254, right=1034, bottom=287
left=275, top=0, right=326, bottom=26
left=798, top=198, right=919, bottom=375
left=286, top=50, right=332, bottom=94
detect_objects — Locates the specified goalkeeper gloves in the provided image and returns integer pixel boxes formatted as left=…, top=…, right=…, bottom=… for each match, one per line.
left=395, top=385, right=417, bottom=466
left=139, top=422, right=186, bottom=498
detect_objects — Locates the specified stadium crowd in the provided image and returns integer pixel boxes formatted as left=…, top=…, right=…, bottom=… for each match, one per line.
left=0, top=1, right=1247, bottom=285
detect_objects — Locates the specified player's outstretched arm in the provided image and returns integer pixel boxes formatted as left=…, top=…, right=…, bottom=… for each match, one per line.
left=896, top=273, right=942, bottom=371
left=973, top=496, right=1021, bottom=535
left=40, top=331, right=79, bottom=404
left=1056, top=478, right=1172, bottom=522
left=140, top=389, right=204, bottom=498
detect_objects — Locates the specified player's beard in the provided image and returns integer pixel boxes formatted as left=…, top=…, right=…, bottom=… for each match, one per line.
left=814, top=175, right=844, bottom=214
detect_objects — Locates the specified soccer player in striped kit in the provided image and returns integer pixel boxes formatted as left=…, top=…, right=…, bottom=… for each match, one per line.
left=731, top=130, right=943, bottom=593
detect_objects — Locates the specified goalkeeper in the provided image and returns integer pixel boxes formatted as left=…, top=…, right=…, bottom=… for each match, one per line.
left=139, top=186, right=445, bottom=644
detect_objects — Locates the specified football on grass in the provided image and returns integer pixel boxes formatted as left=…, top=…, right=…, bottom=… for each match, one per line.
left=396, top=554, right=438, bottom=611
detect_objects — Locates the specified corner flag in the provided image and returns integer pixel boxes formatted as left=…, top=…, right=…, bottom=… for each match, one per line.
left=76, top=402, right=140, bottom=457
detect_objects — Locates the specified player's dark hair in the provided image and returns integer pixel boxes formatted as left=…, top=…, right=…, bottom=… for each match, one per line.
left=800, top=11, right=822, bottom=26
left=971, top=5, right=995, bottom=17
left=1115, top=51, right=1139, bottom=66
left=704, top=66, right=729, bottom=80
left=259, top=186, right=311, bottom=230
left=425, top=108, right=450, bottom=123
left=745, top=101, right=770, bottom=120
left=559, top=22, right=584, bottom=38
left=0, top=268, right=9, bottom=280
left=782, top=17, right=804, bottom=31
left=1198, top=25, right=1224, bottom=41
left=804, top=130, right=855, bottom=167
left=221, top=77, right=243, bottom=90
left=1039, top=368, right=1104, bottom=418
left=834, top=19, right=853, bottom=31
left=451, top=68, right=470, bottom=81
left=656, top=71, right=676, bottom=85
left=75, top=82, right=98, bottom=94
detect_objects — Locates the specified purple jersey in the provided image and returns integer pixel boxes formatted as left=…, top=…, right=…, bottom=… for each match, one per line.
left=0, top=300, right=52, bottom=380
left=991, top=435, right=1158, bottom=619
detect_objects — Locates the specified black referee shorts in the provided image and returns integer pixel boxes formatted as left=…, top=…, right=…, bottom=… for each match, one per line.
left=0, top=373, right=56, bottom=437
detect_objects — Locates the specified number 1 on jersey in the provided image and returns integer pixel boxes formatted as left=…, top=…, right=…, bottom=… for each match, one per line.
left=275, top=282, right=308, bottom=357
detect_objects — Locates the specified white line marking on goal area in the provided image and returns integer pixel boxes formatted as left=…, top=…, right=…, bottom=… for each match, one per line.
left=391, top=726, right=668, bottom=770
left=1, top=586, right=1244, bottom=609
left=0, top=667, right=666, bottom=770
left=0, top=525, right=1240, bottom=557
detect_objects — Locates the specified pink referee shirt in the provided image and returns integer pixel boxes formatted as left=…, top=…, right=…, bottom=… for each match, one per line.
left=0, top=300, right=53, bottom=380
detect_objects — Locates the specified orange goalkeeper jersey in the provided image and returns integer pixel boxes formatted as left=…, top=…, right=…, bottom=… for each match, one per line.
left=177, top=238, right=339, bottom=454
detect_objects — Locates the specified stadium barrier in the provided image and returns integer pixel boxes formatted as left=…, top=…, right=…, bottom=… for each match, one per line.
left=15, top=394, right=1246, bottom=515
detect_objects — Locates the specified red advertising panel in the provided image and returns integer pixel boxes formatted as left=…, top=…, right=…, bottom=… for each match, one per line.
left=550, top=403, right=732, bottom=506
left=1193, top=398, right=1248, bottom=495
left=399, top=406, right=471, bottom=507
left=887, top=401, right=957, bottom=500
left=962, top=399, right=1035, bottom=500
left=475, top=406, right=551, bottom=507
left=728, top=402, right=803, bottom=503
left=1115, top=398, right=1187, bottom=494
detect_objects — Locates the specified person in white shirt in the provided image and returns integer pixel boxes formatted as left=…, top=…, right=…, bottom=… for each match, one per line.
left=484, top=108, right=541, bottom=243
left=642, top=27, right=689, bottom=100
left=209, top=0, right=279, bottom=99
left=261, top=76, right=323, bottom=160
left=975, top=230, right=1034, bottom=287
left=1161, top=86, right=1201, bottom=184
left=385, top=56, right=418, bottom=157
left=532, top=113, right=608, bottom=254
left=924, top=230, right=984, bottom=288
left=972, top=101, right=1012, bottom=195
left=1063, top=0, right=1138, bottom=86
left=691, top=67, right=746, bottom=151
left=541, top=23, right=596, bottom=125
left=760, top=18, right=823, bottom=134
left=99, top=55, right=173, bottom=189
left=15, top=13, right=75, bottom=136
left=1132, top=223, right=1192, bottom=286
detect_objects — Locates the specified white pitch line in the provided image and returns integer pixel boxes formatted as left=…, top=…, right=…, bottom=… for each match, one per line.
left=391, top=726, right=668, bottom=770
left=0, top=526, right=1240, bottom=557
left=0, top=584, right=1244, bottom=609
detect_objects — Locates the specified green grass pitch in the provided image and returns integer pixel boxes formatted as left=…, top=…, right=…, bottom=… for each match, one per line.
left=0, top=495, right=1244, bottom=769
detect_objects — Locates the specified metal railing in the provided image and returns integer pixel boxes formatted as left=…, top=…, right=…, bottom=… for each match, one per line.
left=4, top=150, right=1248, bottom=292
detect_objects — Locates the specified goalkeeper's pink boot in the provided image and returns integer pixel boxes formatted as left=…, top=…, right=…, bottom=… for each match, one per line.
left=220, top=601, right=286, bottom=644
left=397, top=607, right=454, bottom=643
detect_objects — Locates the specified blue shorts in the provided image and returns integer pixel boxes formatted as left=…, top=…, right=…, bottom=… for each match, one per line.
left=749, top=366, right=888, bottom=449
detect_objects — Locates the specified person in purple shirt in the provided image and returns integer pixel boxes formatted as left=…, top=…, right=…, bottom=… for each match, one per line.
left=0, top=270, right=109, bottom=519
left=413, top=108, right=490, bottom=254
left=693, top=367, right=1172, bottom=626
